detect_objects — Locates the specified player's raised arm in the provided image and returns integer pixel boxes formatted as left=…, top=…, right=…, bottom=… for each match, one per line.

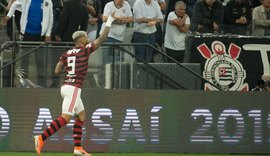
left=94, top=12, right=115, bottom=49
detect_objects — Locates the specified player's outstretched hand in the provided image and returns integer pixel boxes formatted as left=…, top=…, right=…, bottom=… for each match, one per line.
left=106, top=11, right=116, bottom=27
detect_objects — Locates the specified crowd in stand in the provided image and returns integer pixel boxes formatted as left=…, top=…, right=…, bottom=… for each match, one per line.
left=0, top=0, right=270, bottom=89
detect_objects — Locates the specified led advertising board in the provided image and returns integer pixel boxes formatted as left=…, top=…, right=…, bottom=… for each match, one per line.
left=0, top=89, right=269, bottom=153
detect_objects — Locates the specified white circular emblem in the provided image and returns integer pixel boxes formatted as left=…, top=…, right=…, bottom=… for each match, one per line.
left=202, top=41, right=246, bottom=91
left=204, top=56, right=245, bottom=90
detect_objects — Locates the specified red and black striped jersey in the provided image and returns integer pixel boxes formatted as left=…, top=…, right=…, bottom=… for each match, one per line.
left=59, top=42, right=95, bottom=88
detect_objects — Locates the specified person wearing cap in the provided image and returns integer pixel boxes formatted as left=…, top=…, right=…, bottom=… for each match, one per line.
left=33, top=12, right=116, bottom=156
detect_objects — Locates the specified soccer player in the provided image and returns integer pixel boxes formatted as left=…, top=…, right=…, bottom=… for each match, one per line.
left=33, top=12, right=116, bottom=156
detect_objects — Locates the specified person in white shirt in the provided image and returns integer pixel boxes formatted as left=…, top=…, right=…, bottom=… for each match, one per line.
left=164, top=1, right=190, bottom=63
left=96, top=0, right=133, bottom=88
left=2, top=0, right=21, bottom=41
left=126, top=0, right=136, bottom=9
left=101, top=0, right=133, bottom=43
left=132, top=0, right=164, bottom=62
left=100, top=0, right=133, bottom=63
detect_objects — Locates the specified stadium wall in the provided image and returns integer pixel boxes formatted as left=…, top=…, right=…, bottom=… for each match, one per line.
left=0, top=88, right=269, bottom=154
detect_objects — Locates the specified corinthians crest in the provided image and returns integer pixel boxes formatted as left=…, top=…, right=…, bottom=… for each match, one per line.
left=197, top=41, right=249, bottom=91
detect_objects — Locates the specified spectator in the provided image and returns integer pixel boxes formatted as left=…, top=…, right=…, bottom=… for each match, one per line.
left=94, top=0, right=133, bottom=88
left=261, top=73, right=270, bottom=81
left=49, top=0, right=64, bottom=88
left=164, top=1, right=190, bottom=63
left=55, top=0, right=88, bottom=42
left=166, top=0, right=197, bottom=20
left=86, top=0, right=101, bottom=41
left=185, top=0, right=198, bottom=17
left=2, top=0, right=54, bottom=87
left=251, top=79, right=266, bottom=91
left=166, top=0, right=178, bottom=21
left=96, top=0, right=112, bottom=38
left=223, top=0, right=252, bottom=35
left=252, top=0, right=270, bottom=37
left=190, top=0, right=224, bottom=33
left=154, top=0, right=166, bottom=54
left=220, top=0, right=230, bottom=6
left=2, top=0, right=21, bottom=41
left=261, top=73, right=270, bottom=91
left=100, top=0, right=133, bottom=63
left=126, top=0, right=136, bottom=9
left=100, top=0, right=112, bottom=15
left=132, top=0, right=164, bottom=62
left=51, top=0, right=63, bottom=41
left=155, top=0, right=166, bottom=11
left=252, top=0, right=261, bottom=8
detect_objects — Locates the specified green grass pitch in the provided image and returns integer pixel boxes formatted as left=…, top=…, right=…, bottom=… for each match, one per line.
left=0, top=153, right=267, bottom=156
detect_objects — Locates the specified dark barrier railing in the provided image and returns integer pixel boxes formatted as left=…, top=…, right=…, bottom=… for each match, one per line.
left=111, top=43, right=221, bottom=90
left=0, top=41, right=220, bottom=90
left=105, top=43, right=186, bottom=89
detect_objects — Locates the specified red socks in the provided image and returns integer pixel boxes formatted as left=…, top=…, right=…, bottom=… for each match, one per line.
left=41, top=117, right=67, bottom=141
left=40, top=117, right=84, bottom=146
left=73, top=120, right=83, bottom=147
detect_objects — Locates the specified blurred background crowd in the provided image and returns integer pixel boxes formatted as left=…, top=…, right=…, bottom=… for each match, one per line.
left=0, top=0, right=269, bottom=90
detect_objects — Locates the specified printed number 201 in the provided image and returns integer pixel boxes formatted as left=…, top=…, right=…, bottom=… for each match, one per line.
left=190, top=109, right=263, bottom=144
